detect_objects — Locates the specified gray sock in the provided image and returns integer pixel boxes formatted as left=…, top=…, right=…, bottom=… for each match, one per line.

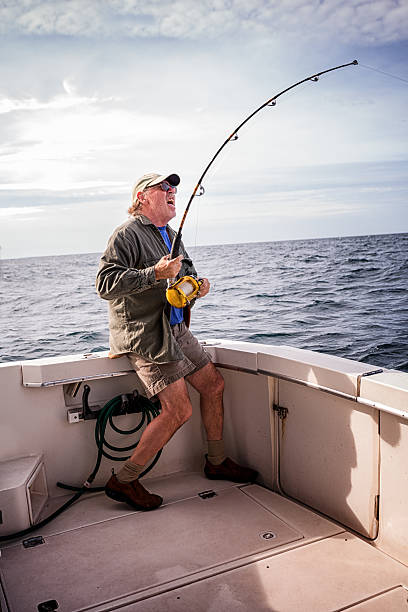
left=207, top=439, right=226, bottom=465
left=117, top=460, right=145, bottom=483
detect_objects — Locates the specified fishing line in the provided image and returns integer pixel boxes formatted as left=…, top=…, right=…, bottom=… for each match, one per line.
left=169, top=60, right=358, bottom=261
left=358, top=62, right=408, bottom=84
left=165, top=59, right=359, bottom=309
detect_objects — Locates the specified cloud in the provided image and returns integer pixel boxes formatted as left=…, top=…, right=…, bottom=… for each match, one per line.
left=0, top=2, right=406, bottom=257
left=0, top=198, right=129, bottom=258
left=0, top=0, right=407, bottom=45
left=0, top=91, right=119, bottom=114
left=0, top=82, right=199, bottom=191
left=0, top=206, right=45, bottom=217
left=197, top=187, right=369, bottom=223
left=0, top=159, right=406, bottom=258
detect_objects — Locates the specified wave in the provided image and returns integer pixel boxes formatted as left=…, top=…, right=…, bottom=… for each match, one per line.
left=1, top=234, right=407, bottom=371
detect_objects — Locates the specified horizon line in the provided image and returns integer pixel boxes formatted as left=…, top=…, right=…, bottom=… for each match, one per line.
left=1, top=230, right=407, bottom=262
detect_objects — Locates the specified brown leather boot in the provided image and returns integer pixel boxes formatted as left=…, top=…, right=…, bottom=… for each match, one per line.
left=204, top=455, right=258, bottom=483
left=105, top=474, right=162, bottom=510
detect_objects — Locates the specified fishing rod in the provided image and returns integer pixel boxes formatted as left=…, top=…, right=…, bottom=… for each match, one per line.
left=166, top=59, right=358, bottom=308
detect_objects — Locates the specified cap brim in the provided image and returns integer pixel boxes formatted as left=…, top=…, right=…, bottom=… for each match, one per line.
left=148, top=173, right=180, bottom=187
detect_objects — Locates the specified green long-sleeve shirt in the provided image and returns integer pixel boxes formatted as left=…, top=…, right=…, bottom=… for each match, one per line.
left=96, top=214, right=197, bottom=362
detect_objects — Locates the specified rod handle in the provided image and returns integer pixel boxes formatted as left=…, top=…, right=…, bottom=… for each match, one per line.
left=170, top=232, right=182, bottom=259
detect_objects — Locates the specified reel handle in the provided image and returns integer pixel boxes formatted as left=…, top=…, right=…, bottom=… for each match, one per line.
left=166, top=276, right=203, bottom=308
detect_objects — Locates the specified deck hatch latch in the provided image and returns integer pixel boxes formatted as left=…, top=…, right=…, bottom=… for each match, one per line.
left=375, top=494, right=380, bottom=520
left=273, top=405, right=288, bottom=420
left=198, top=490, right=217, bottom=499
left=37, top=600, right=59, bottom=611
left=23, top=535, right=45, bottom=548
left=260, top=531, right=276, bottom=540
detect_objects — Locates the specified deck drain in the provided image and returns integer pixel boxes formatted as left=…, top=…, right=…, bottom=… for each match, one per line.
left=260, top=531, right=276, bottom=540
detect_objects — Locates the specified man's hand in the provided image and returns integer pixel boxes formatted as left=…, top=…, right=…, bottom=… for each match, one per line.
left=154, top=254, right=183, bottom=280
left=197, top=278, right=210, bottom=298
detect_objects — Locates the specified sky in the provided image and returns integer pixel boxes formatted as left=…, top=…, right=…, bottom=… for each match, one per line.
left=0, top=0, right=407, bottom=259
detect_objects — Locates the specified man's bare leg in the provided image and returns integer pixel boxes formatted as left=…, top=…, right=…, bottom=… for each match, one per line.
left=128, top=377, right=193, bottom=466
left=108, top=359, right=256, bottom=507
left=186, top=362, right=224, bottom=441
left=106, top=377, right=194, bottom=510
left=188, top=362, right=258, bottom=482
left=105, top=378, right=192, bottom=510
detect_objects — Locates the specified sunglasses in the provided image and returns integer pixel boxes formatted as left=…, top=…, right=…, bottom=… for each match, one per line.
left=148, top=181, right=177, bottom=194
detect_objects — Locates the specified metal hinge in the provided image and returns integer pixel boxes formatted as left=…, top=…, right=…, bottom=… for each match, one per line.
left=273, top=405, right=288, bottom=420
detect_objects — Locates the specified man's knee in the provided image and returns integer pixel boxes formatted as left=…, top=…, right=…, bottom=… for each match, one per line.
left=159, top=381, right=193, bottom=427
left=173, top=402, right=192, bottom=426
left=198, top=364, right=224, bottom=398
left=160, top=401, right=192, bottom=429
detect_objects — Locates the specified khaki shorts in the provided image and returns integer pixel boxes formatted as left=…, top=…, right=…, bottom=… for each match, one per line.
left=127, top=322, right=212, bottom=398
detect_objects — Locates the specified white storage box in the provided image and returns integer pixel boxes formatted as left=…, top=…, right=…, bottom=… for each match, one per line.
left=0, top=455, right=48, bottom=537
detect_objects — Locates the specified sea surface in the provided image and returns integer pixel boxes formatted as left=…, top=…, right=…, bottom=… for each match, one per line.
left=1, top=233, right=407, bottom=372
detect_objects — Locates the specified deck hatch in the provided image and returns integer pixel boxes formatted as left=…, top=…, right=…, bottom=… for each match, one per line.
left=0, top=486, right=302, bottom=611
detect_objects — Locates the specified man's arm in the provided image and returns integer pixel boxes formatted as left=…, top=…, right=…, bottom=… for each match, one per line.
left=96, top=232, right=183, bottom=301
left=96, top=232, right=157, bottom=300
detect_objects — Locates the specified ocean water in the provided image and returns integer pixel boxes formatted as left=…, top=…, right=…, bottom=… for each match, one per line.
left=1, top=233, right=407, bottom=372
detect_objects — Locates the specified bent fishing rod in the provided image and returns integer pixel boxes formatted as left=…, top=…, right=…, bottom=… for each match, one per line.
left=166, top=59, right=358, bottom=308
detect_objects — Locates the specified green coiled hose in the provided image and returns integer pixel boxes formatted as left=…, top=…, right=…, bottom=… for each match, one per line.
left=0, top=392, right=161, bottom=542
left=88, top=392, right=162, bottom=485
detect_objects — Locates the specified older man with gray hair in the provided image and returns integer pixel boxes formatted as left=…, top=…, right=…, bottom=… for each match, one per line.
left=96, top=172, right=257, bottom=510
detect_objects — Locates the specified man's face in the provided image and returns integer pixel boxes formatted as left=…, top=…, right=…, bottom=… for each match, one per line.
left=143, top=181, right=177, bottom=223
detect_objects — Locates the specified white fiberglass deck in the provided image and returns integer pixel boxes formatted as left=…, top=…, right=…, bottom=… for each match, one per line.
left=1, top=472, right=408, bottom=612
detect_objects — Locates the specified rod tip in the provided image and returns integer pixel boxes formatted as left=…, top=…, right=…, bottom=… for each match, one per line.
left=352, top=59, right=358, bottom=65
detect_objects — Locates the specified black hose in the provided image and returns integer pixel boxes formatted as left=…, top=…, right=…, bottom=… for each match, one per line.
left=0, top=489, right=85, bottom=543
left=0, top=393, right=161, bottom=543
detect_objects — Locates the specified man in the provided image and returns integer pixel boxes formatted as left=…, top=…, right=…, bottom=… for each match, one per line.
left=96, top=172, right=257, bottom=511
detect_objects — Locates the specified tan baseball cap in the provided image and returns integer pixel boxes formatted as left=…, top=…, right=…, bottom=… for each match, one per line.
left=131, top=172, right=180, bottom=205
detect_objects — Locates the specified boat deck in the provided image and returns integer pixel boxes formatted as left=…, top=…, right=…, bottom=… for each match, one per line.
left=1, top=472, right=408, bottom=611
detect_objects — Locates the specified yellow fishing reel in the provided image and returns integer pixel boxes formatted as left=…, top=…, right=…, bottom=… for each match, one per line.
left=166, top=276, right=203, bottom=308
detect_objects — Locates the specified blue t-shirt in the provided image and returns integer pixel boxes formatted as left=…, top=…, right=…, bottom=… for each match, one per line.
left=157, top=226, right=184, bottom=325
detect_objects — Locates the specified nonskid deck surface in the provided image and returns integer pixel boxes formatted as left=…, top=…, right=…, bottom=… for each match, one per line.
left=1, top=472, right=408, bottom=612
